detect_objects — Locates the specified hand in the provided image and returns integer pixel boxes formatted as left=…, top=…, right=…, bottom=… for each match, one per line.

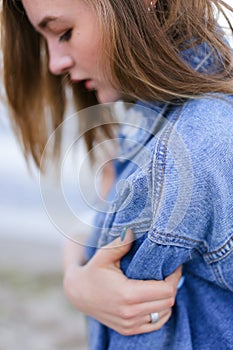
left=63, top=230, right=182, bottom=336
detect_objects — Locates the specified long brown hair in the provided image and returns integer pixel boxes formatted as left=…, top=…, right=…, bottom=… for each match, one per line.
left=1, top=0, right=233, bottom=168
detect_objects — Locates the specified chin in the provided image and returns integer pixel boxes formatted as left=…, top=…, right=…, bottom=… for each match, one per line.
left=96, top=90, right=121, bottom=104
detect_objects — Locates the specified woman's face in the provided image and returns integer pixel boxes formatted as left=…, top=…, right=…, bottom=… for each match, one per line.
left=22, top=0, right=122, bottom=103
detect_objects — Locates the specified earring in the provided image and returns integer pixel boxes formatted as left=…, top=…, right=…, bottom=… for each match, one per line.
left=148, top=1, right=156, bottom=12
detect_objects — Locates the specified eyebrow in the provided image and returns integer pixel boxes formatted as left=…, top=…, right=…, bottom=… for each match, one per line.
left=38, top=16, right=59, bottom=29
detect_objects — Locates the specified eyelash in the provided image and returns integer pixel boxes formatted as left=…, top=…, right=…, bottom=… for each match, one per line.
left=59, top=29, right=72, bottom=42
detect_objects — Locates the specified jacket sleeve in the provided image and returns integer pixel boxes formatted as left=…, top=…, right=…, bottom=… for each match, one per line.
left=125, top=97, right=233, bottom=281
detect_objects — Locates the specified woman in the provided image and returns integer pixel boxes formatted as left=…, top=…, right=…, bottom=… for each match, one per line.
left=2, top=0, right=181, bottom=338
left=1, top=0, right=233, bottom=349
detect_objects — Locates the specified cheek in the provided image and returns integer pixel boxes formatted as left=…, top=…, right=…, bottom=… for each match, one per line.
left=73, top=38, right=101, bottom=67
left=87, top=40, right=102, bottom=66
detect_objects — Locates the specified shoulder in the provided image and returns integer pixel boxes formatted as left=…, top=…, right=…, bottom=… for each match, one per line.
left=148, top=95, right=233, bottom=248
left=159, top=94, right=233, bottom=168
left=149, top=94, right=233, bottom=204
left=175, top=94, right=233, bottom=142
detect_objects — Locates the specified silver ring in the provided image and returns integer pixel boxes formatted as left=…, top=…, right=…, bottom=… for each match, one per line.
left=150, top=312, right=159, bottom=323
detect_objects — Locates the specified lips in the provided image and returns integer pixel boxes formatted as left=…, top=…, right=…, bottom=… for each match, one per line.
left=70, top=78, right=84, bottom=83
left=84, top=79, right=94, bottom=90
left=70, top=78, right=96, bottom=91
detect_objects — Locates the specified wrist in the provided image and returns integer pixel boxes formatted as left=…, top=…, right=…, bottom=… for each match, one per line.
left=63, top=263, right=81, bottom=299
left=63, top=238, right=88, bottom=270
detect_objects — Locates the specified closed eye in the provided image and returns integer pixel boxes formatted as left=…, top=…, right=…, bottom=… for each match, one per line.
left=59, top=29, right=73, bottom=42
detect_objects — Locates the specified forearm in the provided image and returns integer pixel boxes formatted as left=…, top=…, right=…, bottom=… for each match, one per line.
left=63, top=234, right=88, bottom=270
left=64, top=162, right=114, bottom=270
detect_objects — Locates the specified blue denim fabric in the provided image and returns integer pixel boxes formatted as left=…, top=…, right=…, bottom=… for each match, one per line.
left=85, top=45, right=233, bottom=349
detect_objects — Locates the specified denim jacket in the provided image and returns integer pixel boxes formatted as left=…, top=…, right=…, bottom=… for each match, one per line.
left=85, top=45, right=233, bottom=350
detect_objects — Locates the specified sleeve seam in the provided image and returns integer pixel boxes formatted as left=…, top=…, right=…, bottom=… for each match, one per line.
left=148, top=230, right=208, bottom=254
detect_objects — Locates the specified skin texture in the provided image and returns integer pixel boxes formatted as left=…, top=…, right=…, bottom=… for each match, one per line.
left=21, top=0, right=181, bottom=335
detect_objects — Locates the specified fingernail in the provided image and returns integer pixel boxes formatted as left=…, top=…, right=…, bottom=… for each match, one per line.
left=177, top=276, right=185, bottom=289
left=120, top=227, right=127, bottom=241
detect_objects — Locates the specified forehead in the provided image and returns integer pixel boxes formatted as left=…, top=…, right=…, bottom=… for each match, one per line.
left=21, top=0, right=87, bottom=26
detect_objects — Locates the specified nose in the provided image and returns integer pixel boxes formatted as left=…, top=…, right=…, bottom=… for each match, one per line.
left=48, top=44, right=74, bottom=75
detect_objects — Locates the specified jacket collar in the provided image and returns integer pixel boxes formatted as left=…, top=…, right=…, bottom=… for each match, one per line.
left=115, top=41, right=224, bottom=160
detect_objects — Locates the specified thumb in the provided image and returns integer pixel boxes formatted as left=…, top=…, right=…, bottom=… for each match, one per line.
left=92, top=229, right=134, bottom=267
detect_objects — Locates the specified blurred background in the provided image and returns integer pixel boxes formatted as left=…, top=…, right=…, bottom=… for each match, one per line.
left=0, top=3, right=232, bottom=350
left=0, top=101, right=90, bottom=349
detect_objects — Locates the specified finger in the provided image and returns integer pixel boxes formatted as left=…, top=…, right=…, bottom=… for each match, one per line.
left=144, top=308, right=171, bottom=325
left=124, top=309, right=172, bottom=329
left=91, top=229, right=134, bottom=267
left=136, top=308, right=172, bottom=335
left=164, top=266, right=182, bottom=289
left=125, top=277, right=177, bottom=304
left=131, top=297, right=175, bottom=317
left=111, top=309, right=172, bottom=336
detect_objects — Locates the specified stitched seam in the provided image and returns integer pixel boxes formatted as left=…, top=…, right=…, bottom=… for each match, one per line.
left=210, top=263, right=230, bottom=290
left=204, top=236, right=233, bottom=263
left=205, top=236, right=233, bottom=256
left=148, top=231, right=208, bottom=253
left=152, top=105, right=184, bottom=221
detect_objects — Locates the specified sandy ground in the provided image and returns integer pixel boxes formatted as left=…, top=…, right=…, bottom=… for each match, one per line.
left=0, top=238, right=88, bottom=350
